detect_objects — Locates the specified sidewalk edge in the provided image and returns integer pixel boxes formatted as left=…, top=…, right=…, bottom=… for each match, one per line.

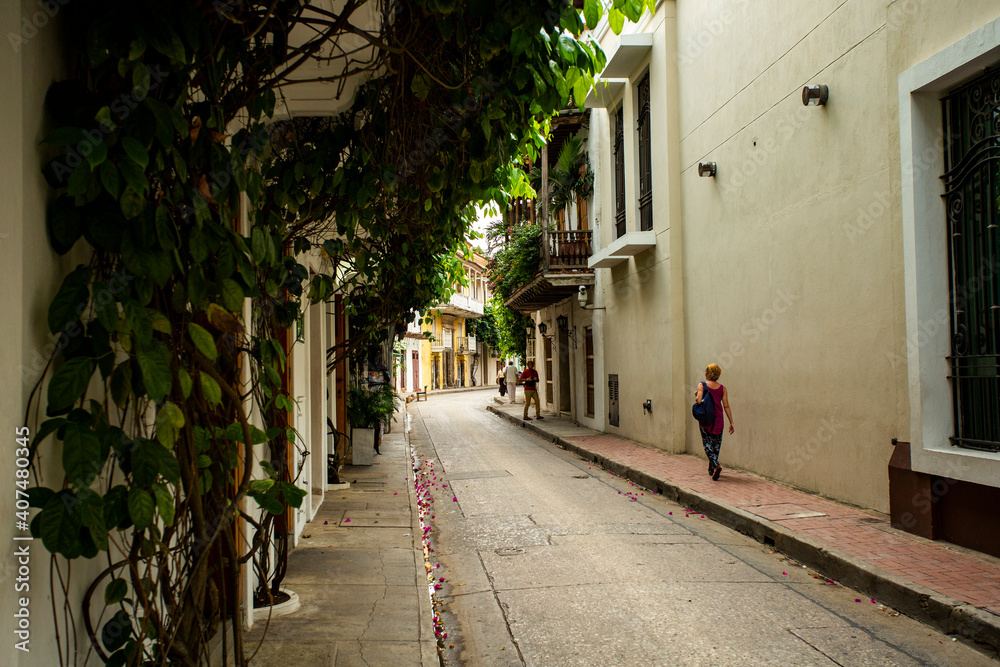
left=486, top=405, right=1000, bottom=654
left=404, top=416, right=441, bottom=666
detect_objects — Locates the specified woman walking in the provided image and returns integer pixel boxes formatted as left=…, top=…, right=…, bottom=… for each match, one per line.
left=695, top=363, right=734, bottom=480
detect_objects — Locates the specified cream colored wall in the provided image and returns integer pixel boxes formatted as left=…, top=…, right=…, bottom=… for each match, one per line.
left=590, top=5, right=686, bottom=451
left=675, top=0, right=896, bottom=510
left=587, top=0, right=923, bottom=511
left=1, top=4, right=115, bottom=663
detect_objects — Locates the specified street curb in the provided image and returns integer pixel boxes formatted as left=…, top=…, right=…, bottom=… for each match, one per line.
left=486, top=405, right=1000, bottom=655
left=401, top=416, right=441, bottom=666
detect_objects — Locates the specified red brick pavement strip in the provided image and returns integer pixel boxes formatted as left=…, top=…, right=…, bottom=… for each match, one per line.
left=485, top=405, right=1000, bottom=653
left=563, top=433, right=1000, bottom=611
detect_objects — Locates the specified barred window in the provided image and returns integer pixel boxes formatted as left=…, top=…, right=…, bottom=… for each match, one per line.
left=941, top=67, right=1000, bottom=451
left=636, top=72, right=652, bottom=232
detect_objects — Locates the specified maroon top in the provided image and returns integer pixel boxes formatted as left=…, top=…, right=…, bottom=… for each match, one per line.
left=706, top=383, right=725, bottom=435
left=519, top=368, right=539, bottom=390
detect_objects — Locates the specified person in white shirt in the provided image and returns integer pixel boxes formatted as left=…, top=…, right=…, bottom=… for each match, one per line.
left=504, top=360, right=519, bottom=404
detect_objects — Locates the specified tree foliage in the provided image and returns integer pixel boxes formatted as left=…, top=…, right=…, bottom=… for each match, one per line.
left=26, top=0, right=640, bottom=664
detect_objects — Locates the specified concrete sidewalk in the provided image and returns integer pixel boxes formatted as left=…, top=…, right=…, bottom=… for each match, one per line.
left=487, top=402, right=1000, bottom=655
left=243, top=421, right=438, bottom=665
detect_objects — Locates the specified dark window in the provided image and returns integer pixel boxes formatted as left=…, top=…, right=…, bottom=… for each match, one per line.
left=614, top=105, right=626, bottom=239
left=636, top=72, right=653, bottom=232
left=585, top=328, right=594, bottom=417
left=544, top=337, right=554, bottom=404
left=941, top=67, right=1000, bottom=452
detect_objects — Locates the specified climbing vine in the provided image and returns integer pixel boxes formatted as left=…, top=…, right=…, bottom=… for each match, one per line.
left=25, top=0, right=650, bottom=664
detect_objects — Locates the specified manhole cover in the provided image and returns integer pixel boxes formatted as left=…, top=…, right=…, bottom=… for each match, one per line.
left=495, top=547, right=525, bottom=556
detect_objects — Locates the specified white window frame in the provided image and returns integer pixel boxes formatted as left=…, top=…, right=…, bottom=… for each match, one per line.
left=898, top=16, right=1000, bottom=487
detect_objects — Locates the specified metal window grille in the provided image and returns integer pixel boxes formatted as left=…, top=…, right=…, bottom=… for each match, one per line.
left=614, top=105, right=626, bottom=239
left=585, top=328, right=595, bottom=417
left=608, top=374, right=619, bottom=427
left=941, top=67, right=1000, bottom=452
left=636, top=72, right=653, bottom=232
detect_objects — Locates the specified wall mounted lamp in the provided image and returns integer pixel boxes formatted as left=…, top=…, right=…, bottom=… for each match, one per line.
left=698, top=162, right=716, bottom=178
left=642, top=399, right=652, bottom=414
left=538, top=321, right=554, bottom=340
left=556, top=314, right=578, bottom=349
left=802, top=84, right=829, bottom=106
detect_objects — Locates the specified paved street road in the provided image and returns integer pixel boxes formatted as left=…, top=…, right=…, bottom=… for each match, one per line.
left=408, top=391, right=998, bottom=666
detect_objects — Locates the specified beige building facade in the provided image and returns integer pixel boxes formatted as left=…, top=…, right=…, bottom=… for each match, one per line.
left=523, top=0, right=1000, bottom=556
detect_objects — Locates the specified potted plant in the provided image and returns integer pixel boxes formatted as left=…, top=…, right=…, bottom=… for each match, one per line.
left=346, top=385, right=400, bottom=465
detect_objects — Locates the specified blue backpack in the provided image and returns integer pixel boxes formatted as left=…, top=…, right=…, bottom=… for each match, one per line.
left=692, top=382, right=715, bottom=426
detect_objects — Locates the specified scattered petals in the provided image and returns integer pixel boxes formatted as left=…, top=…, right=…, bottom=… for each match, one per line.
left=344, top=518, right=351, bottom=523
left=782, top=572, right=788, bottom=575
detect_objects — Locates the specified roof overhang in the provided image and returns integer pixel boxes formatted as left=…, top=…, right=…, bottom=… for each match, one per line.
left=503, top=272, right=595, bottom=314
left=585, top=79, right=627, bottom=109
left=599, top=33, right=654, bottom=79
left=588, top=231, right=656, bottom=269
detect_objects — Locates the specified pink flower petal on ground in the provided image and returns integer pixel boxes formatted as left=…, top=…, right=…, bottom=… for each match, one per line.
left=394, top=492, right=398, bottom=495
left=669, top=512, right=672, bottom=515
left=854, top=598, right=862, bottom=602
left=870, top=599, right=877, bottom=604
left=324, top=521, right=328, bottom=525
left=782, top=572, right=787, bottom=575
left=344, top=518, right=351, bottom=523
left=452, top=497, right=458, bottom=502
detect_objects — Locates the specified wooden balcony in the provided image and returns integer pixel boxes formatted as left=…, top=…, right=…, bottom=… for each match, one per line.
left=504, top=229, right=594, bottom=314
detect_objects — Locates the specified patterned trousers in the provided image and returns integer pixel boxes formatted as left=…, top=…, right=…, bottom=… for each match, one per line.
left=700, top=427, right=723, bottom=470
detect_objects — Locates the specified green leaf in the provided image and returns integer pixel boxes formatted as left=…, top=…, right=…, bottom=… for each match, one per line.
left=151, top=484, right=175, bottom=526
left=127, top=488, right=155, bottom=530
left=187, top=323, right=218, bottom=362
left=62, top=423, right=103, bottom=488
left=110, top=363, right=132, bottom=409
left=155, top=402, right=185, bottom=449
left=105, top=578, right=128, bottom=605
left=30, top=418, right=66, bottom=462
left=102, top=610, right=131, bottom=652
left=47, top=357, right=95, bottom=414
left=40, top=492, right=82, bottom=558
left=250, top=227, right=266, bottom=264
left=149, top=310, right=171, bottom=334
left=154, top=205, right=177, bottom=251
left=178, top=367, right=193, bottom=399
left=220, top=278, right=244, bottom=312
left=608, top=7, right=625, bottom=34
left=584, top=0, right=602, bottom=29
left=99, top=161, right=120, bottom=198
left=280, top=481, right=308, bottom=508
left=119, top=187, right=145, bottom=220
left=48, top=266, right=90, bottom=334
left=84, top=140, right=108, bottom=168
left=200, top=373, right=222, bottom=406
left=47, top=196, right=83, bottom=255
left=136, top=340, right=172, bottom=403
left=67, top=162, right=91, bottom=198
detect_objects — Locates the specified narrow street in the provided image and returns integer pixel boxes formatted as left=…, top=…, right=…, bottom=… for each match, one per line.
left=408, top=391, right=997, bottom=666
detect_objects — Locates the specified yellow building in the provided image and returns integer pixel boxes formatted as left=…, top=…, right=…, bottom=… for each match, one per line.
left=420, top=251, right=489, bottom=389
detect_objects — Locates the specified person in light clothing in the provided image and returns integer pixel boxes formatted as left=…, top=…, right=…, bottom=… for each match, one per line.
left=505, top=360, right=519, bottom=403
left=519, top=361, right=542, bottom=420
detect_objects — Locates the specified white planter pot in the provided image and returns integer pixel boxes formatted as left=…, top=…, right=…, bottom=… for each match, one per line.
left=351, top=427, right=375, bottom=466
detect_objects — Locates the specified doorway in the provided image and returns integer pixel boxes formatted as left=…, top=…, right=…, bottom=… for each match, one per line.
left=558, top=327, right=571, bottom=413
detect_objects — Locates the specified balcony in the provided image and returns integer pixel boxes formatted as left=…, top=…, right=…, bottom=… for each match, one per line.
left=504, top=228, right=594, bottom=314
left=430, top=329, right=453, bottom=353
left=434, top=291, right=484, bottom=319
left=455, top=336, right=477, bottom=355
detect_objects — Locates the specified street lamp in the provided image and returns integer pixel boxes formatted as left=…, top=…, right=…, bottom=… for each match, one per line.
left=556, top=315, right=578, bottom=349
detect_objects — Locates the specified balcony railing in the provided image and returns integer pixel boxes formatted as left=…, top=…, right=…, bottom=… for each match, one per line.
left=456, top=336, right=477, bottom=354
left=548, top=229, right=592, bottom=269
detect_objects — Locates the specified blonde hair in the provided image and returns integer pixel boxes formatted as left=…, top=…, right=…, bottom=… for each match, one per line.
left=705, top=363, right=722, bottom=381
